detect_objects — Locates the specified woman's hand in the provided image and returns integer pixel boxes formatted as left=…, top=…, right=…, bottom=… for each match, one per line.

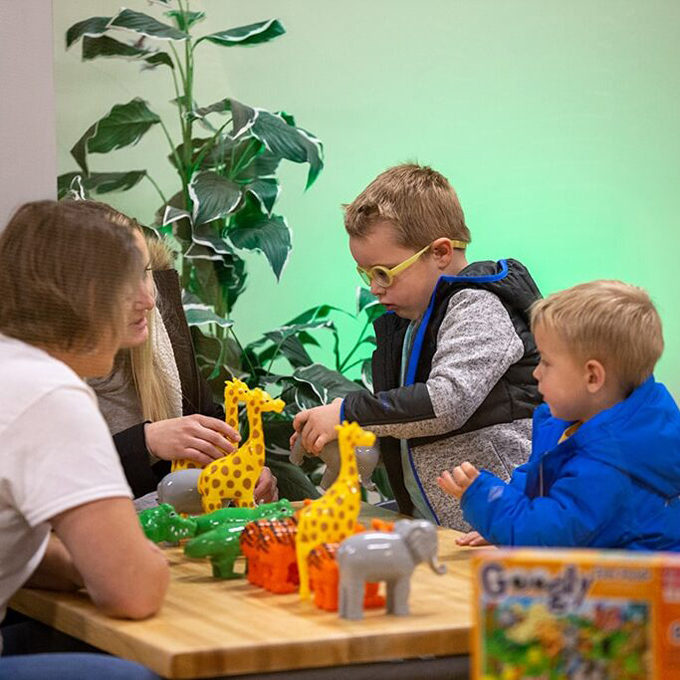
left=254, top=466, right=279, bottom=504
left=145, top=415, right=240, bottom=465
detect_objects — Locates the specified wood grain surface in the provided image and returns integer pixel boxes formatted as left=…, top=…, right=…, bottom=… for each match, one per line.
left=10, top=503, right=482, bottom=678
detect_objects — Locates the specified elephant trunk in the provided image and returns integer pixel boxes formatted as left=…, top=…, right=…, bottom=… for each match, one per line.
left=428, top=556, right=447, bottom=575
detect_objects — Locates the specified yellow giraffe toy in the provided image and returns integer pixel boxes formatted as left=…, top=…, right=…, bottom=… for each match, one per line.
left=296, top=421, right=376, bottom=600
left=197, top=387, right=285, bottom=512
left=171, top=378, right=249, bottom=473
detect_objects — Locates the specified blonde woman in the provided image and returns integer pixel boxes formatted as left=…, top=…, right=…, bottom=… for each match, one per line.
left=84, top=204, right=278, bottom=503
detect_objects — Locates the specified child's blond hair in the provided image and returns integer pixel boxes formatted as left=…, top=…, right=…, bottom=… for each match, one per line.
left=531, top=280, right=664, bottom=390
left=343, top=163, right=470, bottom=249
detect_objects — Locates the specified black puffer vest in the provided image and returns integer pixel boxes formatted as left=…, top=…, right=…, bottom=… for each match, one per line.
left=373, top=258, right=542, bottom=514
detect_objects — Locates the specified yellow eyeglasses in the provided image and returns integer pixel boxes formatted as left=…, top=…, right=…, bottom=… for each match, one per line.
left=356, top=239, right=468, bottom=288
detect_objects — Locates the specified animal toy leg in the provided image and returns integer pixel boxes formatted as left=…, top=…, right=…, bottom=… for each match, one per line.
left=200, top=488, right=223, bottom=514
left=339, top=576, right=365, bottom=621
left=297, top=545, right=312, bottom=600
left=388, top=577, right=410, bottom=616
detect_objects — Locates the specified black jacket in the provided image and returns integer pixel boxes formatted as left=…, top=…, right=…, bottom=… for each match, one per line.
left=344, top=259, right=542, bottom=516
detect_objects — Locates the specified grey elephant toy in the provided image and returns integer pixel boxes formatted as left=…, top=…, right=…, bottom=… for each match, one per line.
left=336, top=519, right=446, bottom=620
left=289, top=437, right=379, bottom=491
left=157, top=468, right=203, bottom=515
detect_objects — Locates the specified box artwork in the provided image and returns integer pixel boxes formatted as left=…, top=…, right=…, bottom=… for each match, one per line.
left=472, top=549, right=680, bottom=680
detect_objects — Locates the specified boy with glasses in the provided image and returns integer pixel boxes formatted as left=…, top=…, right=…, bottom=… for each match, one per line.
left=292, top=163, right=542, bottom=529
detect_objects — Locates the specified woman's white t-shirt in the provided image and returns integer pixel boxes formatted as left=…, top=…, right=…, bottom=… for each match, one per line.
left=0, top=333, right=132, bottom=628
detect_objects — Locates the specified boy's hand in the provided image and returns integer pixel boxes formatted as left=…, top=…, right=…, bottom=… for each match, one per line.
left=455, top=531, right=491, bottom=547
left=292, top=398, right=343, bottom=454
left=437, top=462, right=480, bottom=499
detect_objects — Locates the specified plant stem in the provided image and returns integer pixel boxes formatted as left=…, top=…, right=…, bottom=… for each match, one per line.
left=145, top=173, right=168, bottom=205
left=169, top=43, right=187, bottom=92
left=341, top=357, right=367, bottom=372
left=230, top=138, right=260, bottom=179
left=339, top=317, right=372, bottom=372
left=159, top=119, right=183, bottom=182
left=228, top=326, right=259, bottom=381
left=193, top=118, right=232, bottom=173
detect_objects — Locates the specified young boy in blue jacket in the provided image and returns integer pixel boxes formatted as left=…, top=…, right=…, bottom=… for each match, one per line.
left=292, top=164, right=542, bottom=530
left=438, top=280, right=680, bottom=550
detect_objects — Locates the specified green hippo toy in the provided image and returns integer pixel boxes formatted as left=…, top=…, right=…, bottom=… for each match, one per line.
left=193, top=498, right=295, bottom=535
left=139, top=499, right=295, bottom=546
left=139, top=503, right=197, bottom=544
left=184, top=522, right=247, bottom=578
left=183, top=500, right=296, bottom=579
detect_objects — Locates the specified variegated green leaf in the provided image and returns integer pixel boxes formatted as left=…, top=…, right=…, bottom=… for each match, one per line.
left=182, top=293, right=234, bottom=329
left=357, top=286, right=385, bottom=320
left=82, top=35, right=142, bottom=60
left=229, top=210, right=291, bottom=280
left=110, top=9, right=189, bottom=41
left=185, top=242, right=222, bottom=261
left=192, top=221, right=233, bottom=256
left=66, top=16, right=111, bottom=48
left=197, top=19, right=285, bottom=47
left=361, top=358, right=374, bottom=391
left=143, top=52, right=174, bottom=69
left=192, top=98, right=256, bottom=138
left=57, top=170, right=147, bottom=199
left=245, top=178, right=279, bottom=215
left=189, top=172, right=242, bottom=226
left=70, top=123, right=96, bottom=174
left=251, top=110, right=324, bottom=189
left=293, top=364, right=362, bottom=404
left=162, top=205, right=191, bottom=227
left=165, top=10, right=205, bottom=32
left=285, top=304, right=347, bottom=325
left=86, top=98, right=161, bottom=156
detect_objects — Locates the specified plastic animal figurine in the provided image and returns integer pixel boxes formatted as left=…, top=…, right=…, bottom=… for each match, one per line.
left=157, top=468, right=203, bottom=515
left=171, top=378, right=249, bottom=472
left=193, top=499, right=295, bottom=534
left=139, top=503, right=197, bottom=544
left=198, top=387, right=285, bottom=512
left=308, top=522, right=386, bottom=612
left=184, top=522, right=247, bottom=579
left=336, top=519, right=446, bottom=620
left=240, top=517, right=299, bottom=593
left=289, top=437, right=380, bottom=491
left=296, top=421, right=375, bottom=600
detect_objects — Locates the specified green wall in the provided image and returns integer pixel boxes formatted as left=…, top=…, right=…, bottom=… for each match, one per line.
left=54, top=1, right=680, bottom=398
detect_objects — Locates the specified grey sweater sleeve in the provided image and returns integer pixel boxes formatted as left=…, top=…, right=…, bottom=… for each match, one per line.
left=344, top=289, right=524, bottom=439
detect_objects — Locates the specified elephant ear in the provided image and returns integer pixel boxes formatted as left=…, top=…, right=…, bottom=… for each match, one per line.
left=406, top=526, right=430, bottom=563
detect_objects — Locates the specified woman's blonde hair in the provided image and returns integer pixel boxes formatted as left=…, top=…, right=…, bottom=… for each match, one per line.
left=531, top=280, right=664, bottom=391
left=75, top=200, right=173, bottom=423
left=0, top=200, right=141, bottom=351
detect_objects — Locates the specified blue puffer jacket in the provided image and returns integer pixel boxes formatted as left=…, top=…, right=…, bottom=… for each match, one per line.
left=461, top=376, right=680, bottom=550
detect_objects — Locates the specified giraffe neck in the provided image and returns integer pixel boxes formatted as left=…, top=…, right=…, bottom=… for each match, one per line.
left=225, top=394, right=240, bottom=431
left=336, top=434, right=360, bottom=487
left=245, top=401, right=265, bottom=465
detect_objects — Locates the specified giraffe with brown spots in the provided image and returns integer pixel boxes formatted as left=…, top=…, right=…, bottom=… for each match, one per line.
left=197, top=387, right=285, bottom=513
left=296, top=421, right=376, bottom=600
left=171, top=378, right=249, bottom=473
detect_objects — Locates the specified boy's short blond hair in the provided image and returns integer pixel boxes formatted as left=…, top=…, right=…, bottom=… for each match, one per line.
left=531, top=280, right=664, bottom=390
left=343, top=163, right=470, bottom=249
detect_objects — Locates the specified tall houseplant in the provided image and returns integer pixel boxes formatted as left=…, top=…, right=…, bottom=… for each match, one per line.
left=59, top=2, right=390, bottom=498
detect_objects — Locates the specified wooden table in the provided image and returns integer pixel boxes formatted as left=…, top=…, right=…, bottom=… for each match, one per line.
left=9, top=504, right=480, bottom=679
